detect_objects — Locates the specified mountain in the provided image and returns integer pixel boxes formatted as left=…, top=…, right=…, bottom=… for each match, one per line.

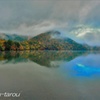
left=28, top=31, right=88, bottom=50
left=0, top=33, right=29, bottom=42
left=0, top=31, right=99, bottom=51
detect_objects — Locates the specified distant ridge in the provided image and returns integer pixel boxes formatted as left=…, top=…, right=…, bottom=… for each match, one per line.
left=0, top=33, right=29, bottom=42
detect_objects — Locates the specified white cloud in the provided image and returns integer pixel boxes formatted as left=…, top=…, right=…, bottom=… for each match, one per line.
left=13, top=21, right=68, bottom=36
left=70, top=25, right=100, bottom=45
left=0, top=0, right=100, bottom=45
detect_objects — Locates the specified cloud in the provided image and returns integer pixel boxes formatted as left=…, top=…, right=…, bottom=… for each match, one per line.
left=10, top=21, right=68, bottom=36
left=70, top=25, right=100, bottom=46
left=0, top=0, right=100, bottom=45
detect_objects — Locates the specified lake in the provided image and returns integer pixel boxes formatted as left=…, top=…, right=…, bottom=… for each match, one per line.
left=0, top=51, right=100, bottom=100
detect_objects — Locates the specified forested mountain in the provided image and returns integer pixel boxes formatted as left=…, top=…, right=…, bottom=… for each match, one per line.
left=0, top=31, right=100, bottom=51
left=28, top=31, right=88, bottom=50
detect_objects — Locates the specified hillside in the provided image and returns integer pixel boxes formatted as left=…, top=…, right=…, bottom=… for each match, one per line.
left=28, top=31, right=88, bottom=50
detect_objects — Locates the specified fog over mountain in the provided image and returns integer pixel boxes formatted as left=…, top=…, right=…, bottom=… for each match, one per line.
left=0, top=0, right=100, bottom=46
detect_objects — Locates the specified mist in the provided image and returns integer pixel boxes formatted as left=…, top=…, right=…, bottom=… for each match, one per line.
left=0, top=0, right=100, bottom=46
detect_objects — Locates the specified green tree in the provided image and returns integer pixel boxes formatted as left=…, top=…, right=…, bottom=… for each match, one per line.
left=4, top=40, right=13, bottom=50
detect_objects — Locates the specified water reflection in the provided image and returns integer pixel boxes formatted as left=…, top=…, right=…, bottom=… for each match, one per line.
left=0, top=51, right=100, bottom=100
left=0, top=51, right=100, bottom=77
left=0, top=51, right=85, bottom=67
left=60, top=52, right=100, bottom=77
left=73, top=54, right=100, bottom=77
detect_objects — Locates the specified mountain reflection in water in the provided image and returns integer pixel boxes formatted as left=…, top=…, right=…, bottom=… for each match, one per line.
left=0, top=51, right=100, bottom=100
left=0, top=51, right=100, bottom=77
left=0, top=51, right=85, bottom=67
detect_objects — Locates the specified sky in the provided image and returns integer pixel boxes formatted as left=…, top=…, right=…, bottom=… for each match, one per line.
left=0, top=0, right=100, bottom=46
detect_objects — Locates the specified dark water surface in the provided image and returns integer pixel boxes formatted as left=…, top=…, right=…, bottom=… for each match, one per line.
left=0, top=51, right=100, bottom=100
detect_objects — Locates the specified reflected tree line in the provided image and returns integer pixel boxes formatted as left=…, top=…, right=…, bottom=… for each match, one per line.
left=0, top=51, right=90, bottom=67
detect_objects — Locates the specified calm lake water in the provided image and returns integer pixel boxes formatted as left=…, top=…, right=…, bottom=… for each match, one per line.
left=0, top=51, right=100, bottom=100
